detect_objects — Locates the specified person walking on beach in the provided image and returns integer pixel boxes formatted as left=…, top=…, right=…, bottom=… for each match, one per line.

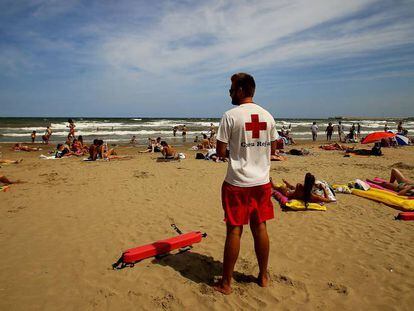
left=337, top=121, right=344, bottom=142
left=357, top=123, right=361, bottom=139
left=325, top=122, right=334, bottom=141
left=311, top=122, right=318, bottom=141
left=214, top=73, right=278, bottom=295
left=67, top=119, right=76, bottom=139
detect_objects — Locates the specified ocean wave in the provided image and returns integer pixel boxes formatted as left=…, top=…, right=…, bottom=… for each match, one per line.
left=1, top=130, right=208, bottom=137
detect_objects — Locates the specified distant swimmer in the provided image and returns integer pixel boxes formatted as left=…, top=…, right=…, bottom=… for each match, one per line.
left=31, top=131, right=36, bottom=143
left=130, top=135, right=137, bottom=144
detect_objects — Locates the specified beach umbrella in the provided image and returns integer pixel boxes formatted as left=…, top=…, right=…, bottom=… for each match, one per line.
left=361, top=131, right=395, bottom=144
left=396, top=134, right=410, bottom=146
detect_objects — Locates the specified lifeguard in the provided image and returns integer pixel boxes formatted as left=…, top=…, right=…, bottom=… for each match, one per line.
left=214, top=73, right=278, bottom=295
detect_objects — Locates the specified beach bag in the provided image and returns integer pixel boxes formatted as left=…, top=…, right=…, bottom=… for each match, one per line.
left=195, top=153, right=205, bottom=159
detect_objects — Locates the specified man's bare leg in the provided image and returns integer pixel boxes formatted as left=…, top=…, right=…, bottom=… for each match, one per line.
left=250, top=221, right=270, bottom=287
left=213, top=224, right=243, bottom=295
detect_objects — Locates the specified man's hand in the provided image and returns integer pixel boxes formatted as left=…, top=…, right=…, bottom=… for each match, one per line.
left=217, top=140, right=228, bottom=158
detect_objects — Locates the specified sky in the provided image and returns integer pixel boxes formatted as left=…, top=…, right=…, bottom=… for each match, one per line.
left=0, top=0, right=414, bottom=118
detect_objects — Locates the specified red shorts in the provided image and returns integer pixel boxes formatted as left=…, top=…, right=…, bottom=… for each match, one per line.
left=221, top=181, right=274, bottom=226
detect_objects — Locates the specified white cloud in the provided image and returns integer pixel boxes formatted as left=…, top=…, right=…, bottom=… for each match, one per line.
left=99, top=0, right=414, bottom=79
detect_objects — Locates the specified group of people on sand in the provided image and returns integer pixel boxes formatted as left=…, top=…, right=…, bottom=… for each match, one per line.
left=312, top=121, right=362, bottom=142
left=139, top=137, right=178, bottom=159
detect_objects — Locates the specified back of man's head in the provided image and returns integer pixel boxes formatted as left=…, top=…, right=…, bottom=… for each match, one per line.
left=231, top=73, right=256, bottom=97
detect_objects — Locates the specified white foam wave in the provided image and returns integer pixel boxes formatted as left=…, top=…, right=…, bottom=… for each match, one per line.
left=2, top=130, right=206, bottom=137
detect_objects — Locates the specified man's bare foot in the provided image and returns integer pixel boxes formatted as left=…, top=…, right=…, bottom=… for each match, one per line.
left=213, top=281, right=232, bottom=295
left=257, top=272, right=270, bottom=287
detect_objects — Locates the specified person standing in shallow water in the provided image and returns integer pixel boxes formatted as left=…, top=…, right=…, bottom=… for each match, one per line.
left=30, top=131, right=36, bottom=143
left=337, top=121, right=344, bottom=142
left=311, top=122, right=318, bottom=141
left=325, top=122, right=334, bottom=141
left=213, top=73, right=278, bottom=295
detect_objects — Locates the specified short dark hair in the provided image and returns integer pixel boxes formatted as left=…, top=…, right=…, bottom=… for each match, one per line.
left=231, top=73, right=256, bottom=97
left=160, top=141, right=168, bottom=147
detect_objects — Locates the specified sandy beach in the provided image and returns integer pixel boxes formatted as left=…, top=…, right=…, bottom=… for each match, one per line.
left=0, top=141, right=413, bottom=310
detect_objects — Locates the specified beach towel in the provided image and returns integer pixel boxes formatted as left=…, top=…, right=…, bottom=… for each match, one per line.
left=314, top=180, right=336, bottom=202
left=39, top=154, right=61, bottom=160
left=332, top=184, right=352, bottom=194
left=366, top=178, right=414, bottom=199
left=352, top=188, right=414, bottom=211
left=272, top=190, right=326, bottom=211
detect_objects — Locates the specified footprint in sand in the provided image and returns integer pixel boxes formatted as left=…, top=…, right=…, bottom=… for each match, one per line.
left=327, top=282, right=349, bottom=295
left=152, top=293, right=176, bottom=309
left=273, top=273, right=307, bottom=291
left=7, top=206, right=27, bottom=213
left=133, top=171, right=154, bottom=178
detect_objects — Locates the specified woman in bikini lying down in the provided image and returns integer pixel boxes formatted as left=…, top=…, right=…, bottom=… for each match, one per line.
left=367, top=168, right=414, bottom=196
left=270, top=173, right=335, bottom=205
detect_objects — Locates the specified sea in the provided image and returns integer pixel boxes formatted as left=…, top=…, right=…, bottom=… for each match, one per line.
left=0, top=117, right=413, bottom=144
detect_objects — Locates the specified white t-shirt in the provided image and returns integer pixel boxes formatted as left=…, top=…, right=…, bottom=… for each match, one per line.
left=311, top=124, right=318, bottom=133
left=217, top=103, right=278, bottom=187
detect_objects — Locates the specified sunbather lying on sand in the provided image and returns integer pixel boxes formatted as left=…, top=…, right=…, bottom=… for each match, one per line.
left=345, top=142, right=382, bottom=156
left=288, top=148, right=310, bottom=156
left=0, top=159, right=23, bottom=164
left=367, top=168, right=414, bottom=196
left=319, top=143, right=348, bottom=151
left=0, top=175, right=24, bottom=185
left=270, top=173, right=335, bottom=204
left=12, top=143, right=41, bottom=152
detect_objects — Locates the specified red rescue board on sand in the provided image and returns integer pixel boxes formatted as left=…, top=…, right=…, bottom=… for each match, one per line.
left=396, top=212, right=414, bottom=221
left=113, top=231, right=206, bottom=269
left=124, top=231, right=203, bottom=263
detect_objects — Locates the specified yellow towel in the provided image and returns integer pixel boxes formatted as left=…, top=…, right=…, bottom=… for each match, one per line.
left=352, top=188, right=414, bottom=211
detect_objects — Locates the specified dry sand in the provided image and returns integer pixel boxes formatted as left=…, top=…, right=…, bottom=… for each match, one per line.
left=0, top=141, right=413, bottom=310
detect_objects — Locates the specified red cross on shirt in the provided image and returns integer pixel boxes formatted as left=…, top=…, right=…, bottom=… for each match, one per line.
left=245, top=114, right=267, bottom=139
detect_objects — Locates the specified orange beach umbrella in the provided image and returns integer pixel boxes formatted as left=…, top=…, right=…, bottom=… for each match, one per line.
left=361, top=131, right=395, bottom=144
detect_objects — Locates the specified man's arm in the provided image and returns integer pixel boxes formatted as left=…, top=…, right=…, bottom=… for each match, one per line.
left=216, top=140, right=228, bottom=158
left=271, top=140, right=277, bottom=156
